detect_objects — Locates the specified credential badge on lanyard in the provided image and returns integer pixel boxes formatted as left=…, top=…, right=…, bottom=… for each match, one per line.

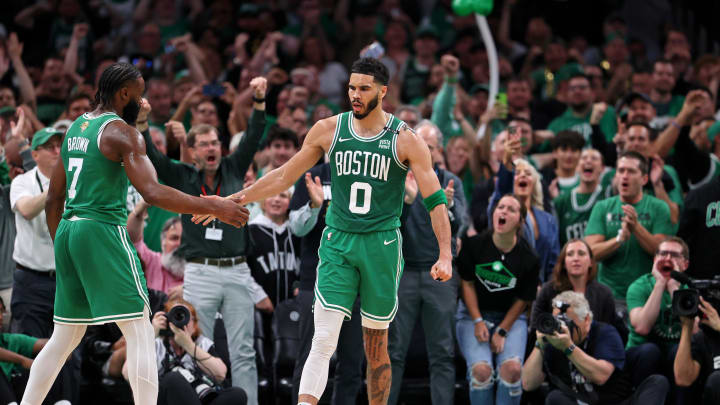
left=201, top=181, right=223, bottom=241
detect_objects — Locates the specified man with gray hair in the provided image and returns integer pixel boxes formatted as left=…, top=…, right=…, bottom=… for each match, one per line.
left=523, top=291, right=669, bottom=404
left=387, top=119, right=465, bottom=404
left=395, top=105, right=421, bottom=130
left=127, top=199, right=183, bottom=297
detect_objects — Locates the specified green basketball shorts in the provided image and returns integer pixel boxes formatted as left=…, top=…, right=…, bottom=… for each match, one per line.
left=314, top=226, right=404, bottom=324
left=53, top=218, right=150, bottom=325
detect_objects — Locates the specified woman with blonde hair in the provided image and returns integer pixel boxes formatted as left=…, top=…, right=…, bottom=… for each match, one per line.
left=488, top=132, right=560, bottom=283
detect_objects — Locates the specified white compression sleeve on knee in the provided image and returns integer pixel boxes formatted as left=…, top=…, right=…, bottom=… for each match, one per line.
left=115, top=307, right=158, bottom=405
left=20, top=323, right=87, bottom=405
left=298, top=300, right=345, bottom=400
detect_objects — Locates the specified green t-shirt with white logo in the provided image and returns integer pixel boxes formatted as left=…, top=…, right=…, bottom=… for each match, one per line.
left=457, top=232, right=540, bottom=313
left=585, top=194, right=676, bottom=299
left=626, top=273, right=685, bottom=350
left=554, top=183, right=609, bottom=247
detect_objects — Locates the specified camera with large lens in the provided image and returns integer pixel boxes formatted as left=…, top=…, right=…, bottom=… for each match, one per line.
left=673, top=289, right=701, bottom=317
left=159, top=305, right=191, bottom=337
left=537, top=301, right=574, bottom=335
left=671, top=272, right=720, bottom=318
left=171, top=366, right=220, bottom=404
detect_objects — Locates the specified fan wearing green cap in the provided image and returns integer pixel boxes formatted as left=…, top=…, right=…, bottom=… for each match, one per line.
left=7, top=126, right=62, bottom=335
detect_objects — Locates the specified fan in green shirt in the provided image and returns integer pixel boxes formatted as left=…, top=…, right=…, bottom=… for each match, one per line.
left=625, top=237, right=689, bottom=351
left=585, top=152, right=676, bottom=301
left=649, top=60, right=685, bottom=127
left=546, top=74, right=618, bottom=152
left=545, top=130, right=585, bottom=200
left=554, top=149, right=609, bottom=247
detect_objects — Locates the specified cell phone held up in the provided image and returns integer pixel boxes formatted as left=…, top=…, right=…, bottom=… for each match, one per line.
left=202, top=83, right=226, bottom=98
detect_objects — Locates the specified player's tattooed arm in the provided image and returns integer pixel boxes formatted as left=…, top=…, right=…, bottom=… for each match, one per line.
left=363, top=327, right=392, bottom=404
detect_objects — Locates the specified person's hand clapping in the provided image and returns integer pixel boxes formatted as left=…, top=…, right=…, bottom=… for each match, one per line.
left=6, top=33, right=24, bottom=60
left=305, top=173, right=324, bottom=208
left=10, top=107, right=26, bottom=139
left=621, top=204, right=638, bottom=232
left=444, top=179, right=455, bottom=207
left=649, top=154, right=665, bottom=186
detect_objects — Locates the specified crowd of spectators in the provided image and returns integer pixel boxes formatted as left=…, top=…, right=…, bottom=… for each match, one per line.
left=1, top=0, right=720, bottom=404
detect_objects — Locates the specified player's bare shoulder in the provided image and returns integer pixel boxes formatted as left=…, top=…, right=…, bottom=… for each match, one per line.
left=395, top=123, right=426, bottom=163
left=98, top=119, right=142, bottom=162
left=305, top=114, right=341, bottom=153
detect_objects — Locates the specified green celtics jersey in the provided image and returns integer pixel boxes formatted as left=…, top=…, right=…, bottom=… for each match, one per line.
left=326, top=112, right=408, bottom=233
left=554, top=184, right=607, bottom=247
left=61, top=112, right=129, bottom=225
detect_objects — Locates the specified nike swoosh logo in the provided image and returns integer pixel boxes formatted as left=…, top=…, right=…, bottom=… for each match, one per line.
left=338, top=137, right=352, bottom=142
left=384, top=239, right=396, bottom=245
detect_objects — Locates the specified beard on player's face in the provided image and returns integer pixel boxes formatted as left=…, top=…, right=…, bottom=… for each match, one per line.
left=122, top=98, right=141, bottom=125
left=161, top=249, right=186, bottom=278
left=352, top=91, right=381, bottom=120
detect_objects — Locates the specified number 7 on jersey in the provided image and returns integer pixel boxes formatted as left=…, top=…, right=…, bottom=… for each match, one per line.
left=68, top=158, right=83, bottom=199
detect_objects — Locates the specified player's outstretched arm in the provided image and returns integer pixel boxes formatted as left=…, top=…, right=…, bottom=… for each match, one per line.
left=101, top=121, right=249, bottom=228
left=235, top=118, right=330, bottom=203
left=192, top=117, right=333, bottom=225
left=45, top=156, right=67, bottom=241
left=399, top=127, right=453, bottom=282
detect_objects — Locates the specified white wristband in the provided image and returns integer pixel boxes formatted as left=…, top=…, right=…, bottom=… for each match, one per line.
left=616, top=229, right=623, bottom=244
left=473, top=317, right=484, bottom=324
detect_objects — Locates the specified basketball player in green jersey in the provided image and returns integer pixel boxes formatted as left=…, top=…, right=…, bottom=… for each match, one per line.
left=20, top=63, right=248, bottom=405
left=195, top=57, right=452, bottom=405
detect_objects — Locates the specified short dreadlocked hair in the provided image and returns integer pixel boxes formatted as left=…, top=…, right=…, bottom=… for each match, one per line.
left=350, top=57, right=389, bottom=85
left=94, top=63, right=142, bottom=107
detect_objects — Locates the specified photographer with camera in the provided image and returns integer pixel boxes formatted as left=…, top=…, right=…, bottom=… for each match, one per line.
left=531, top=239, right=617, bottom=330
left=523, top=291, right=669, bottom=405
left=673, top=285, right=720, bottom=403
left=624, top=237, right=689, bottom=401
left=152, top=299, right=247, bottom=405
